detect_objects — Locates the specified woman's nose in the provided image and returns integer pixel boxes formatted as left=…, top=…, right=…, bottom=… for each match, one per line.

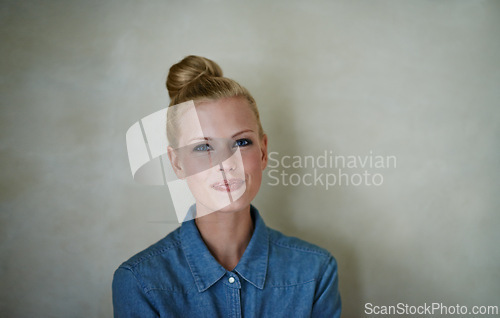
left=219, top=150, right=241, bottom=172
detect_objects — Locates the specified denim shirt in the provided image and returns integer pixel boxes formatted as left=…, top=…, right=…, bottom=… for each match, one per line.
left=112, top=205, right=341, bottom=317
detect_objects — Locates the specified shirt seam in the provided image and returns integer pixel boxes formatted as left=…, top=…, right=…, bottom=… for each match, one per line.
left=316, top=255, right=334, bottom=283
left=268, top=278, right=317, bottom=288
left=124, top=239, right=183, bottom=269
left=268, top=238, right=331, bottom=257
left=144, top=284, right=197, bottom=295
left=120, top=267, right=160, bottom=312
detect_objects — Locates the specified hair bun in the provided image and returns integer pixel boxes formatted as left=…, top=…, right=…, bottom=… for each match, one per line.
left=166, top=55, right=223, bottom=99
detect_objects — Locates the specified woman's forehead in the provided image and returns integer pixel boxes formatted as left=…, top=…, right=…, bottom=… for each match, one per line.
left=178, top=97, right=258, bottom=141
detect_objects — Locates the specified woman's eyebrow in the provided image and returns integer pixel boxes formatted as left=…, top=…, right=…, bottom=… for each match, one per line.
left=186, top=137, right=210, bottom=144
left=187, top=130, right=255, bottom=143
left=232, top=129, right=254, bottom=138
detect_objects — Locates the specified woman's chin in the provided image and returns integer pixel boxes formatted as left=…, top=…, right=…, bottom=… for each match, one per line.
left=197, top=194, right=251, bottom=216
left=217, top=199, right=249, bottom=214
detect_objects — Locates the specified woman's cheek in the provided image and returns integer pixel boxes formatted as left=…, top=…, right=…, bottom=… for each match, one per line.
left=244, top=151, right=263, bottom=174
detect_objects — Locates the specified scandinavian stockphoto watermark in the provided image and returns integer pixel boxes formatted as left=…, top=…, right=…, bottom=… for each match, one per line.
left=267, top=150, right=396, bottom=189
left=364, top=302, right=499, bottom=316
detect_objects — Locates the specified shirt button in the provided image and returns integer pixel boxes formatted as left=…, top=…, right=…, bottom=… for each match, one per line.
left=228, top=277, right=235, bottom=284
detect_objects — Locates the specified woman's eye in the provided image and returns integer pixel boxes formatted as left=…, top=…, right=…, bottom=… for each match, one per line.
left=193, top=143, right=213, bottom=152
left=234, top=138, right=252, bottom=147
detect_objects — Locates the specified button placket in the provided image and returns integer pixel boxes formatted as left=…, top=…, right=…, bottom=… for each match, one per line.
left=224, top=273, right=242, bottom=318
left=224, top=273, right=241, bottom=289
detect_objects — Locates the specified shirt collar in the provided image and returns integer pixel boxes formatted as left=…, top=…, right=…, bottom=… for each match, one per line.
left=180, top=204, right=269, bottom=292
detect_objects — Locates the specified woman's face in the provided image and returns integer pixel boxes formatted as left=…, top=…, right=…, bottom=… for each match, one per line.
left=169, top=96, right=267, bottom=216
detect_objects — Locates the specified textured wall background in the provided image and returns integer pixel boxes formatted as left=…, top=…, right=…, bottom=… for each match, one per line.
left=1, top=0, right=499, bottom=317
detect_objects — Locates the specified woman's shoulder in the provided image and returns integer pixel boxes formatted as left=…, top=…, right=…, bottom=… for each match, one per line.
left=266, top=226, right=332, bottom=258
left=112, top=226, right=198, bottom=295
left=116, top=226, right=184, bottom=271
left=264, top=226, right=338, bottom=284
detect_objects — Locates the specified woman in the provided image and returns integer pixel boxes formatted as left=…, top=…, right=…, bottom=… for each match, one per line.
left=112, top=56, right=341, bottom=317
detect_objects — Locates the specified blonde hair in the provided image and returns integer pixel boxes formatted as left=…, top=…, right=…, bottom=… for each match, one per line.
left=166, top=55, right=264, bottom=147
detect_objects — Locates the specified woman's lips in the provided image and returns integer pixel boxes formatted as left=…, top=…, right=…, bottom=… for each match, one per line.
left=211, top=178, right=245, bottom=192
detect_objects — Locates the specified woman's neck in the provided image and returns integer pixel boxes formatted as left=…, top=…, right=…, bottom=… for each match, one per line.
left=194, top=204, right=254, bottom=271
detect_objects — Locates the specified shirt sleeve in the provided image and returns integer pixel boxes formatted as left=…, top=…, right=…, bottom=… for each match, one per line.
left=311, top=255, right=342, bottom=317
left=112, top=267, right=159, bottom=318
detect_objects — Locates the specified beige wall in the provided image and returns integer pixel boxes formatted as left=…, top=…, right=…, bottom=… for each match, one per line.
left=1, top=0, right=499, bottom=316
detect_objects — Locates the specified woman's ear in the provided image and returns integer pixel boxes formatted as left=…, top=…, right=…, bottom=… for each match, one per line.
left=167, top=145, right=185, bottom=179
left=260, top=134, right=268, bottom=170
